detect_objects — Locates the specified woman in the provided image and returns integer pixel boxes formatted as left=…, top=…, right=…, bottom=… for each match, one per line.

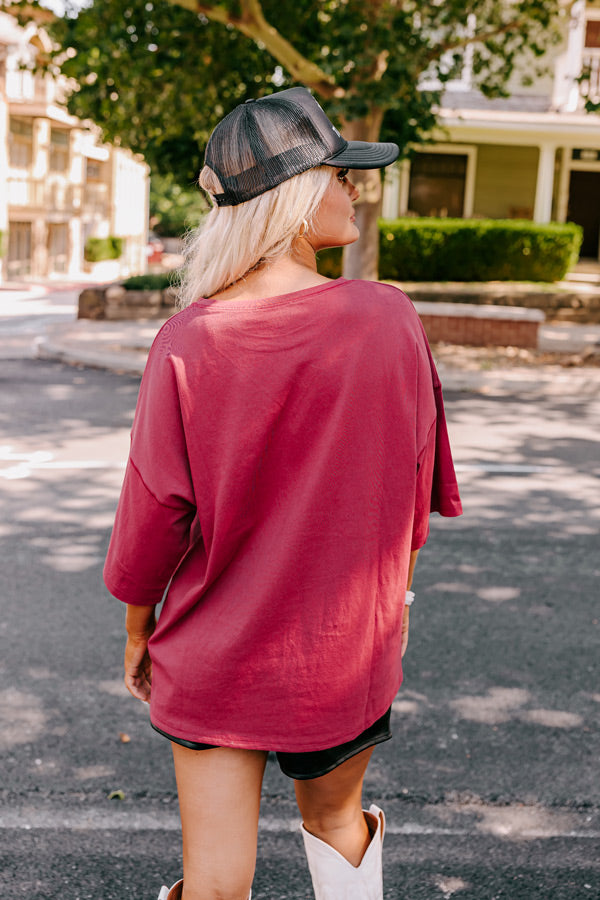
left=104, top=87, right=462, bottom=900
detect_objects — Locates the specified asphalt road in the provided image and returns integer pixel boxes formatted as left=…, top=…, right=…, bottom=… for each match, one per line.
left=1, top=353, right=599, bottom=900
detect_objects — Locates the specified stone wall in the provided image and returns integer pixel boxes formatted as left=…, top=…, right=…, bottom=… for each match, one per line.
left=78, top=284, right=177, bottom=320
left=400, top=282, right=600, bottom=324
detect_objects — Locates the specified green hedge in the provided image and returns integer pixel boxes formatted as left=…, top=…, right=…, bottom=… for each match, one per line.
left=317, top=219, right=582, bottom=282
left=84, top=236, right=124, bottom=262
left=378, top=218, right=582, bottom=282
left=122, top=271, right=179, bottom=291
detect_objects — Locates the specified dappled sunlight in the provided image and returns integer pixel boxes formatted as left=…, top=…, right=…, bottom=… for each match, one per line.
left=43, top=384, right=80, bottom=402
left=0, top=361, right=139, bottom=444
left=1, top=464, right=126, bottom=583
left=450, top=688, right=585, bottom=729
left=29, top=531, right=106, bottom=573
left=520, top=708, right=583, bottom=728
left=26, top=666, right=57, bottom=680
left=43, top=544, right=103, bottom=573
left=0, top=688, right=49, bottom=750
left=73, top=764, right=116, bottom=780
left=15, top=504, right=84, bottom=524
left=29, top=757, right=61, bottom=776
left=447, top=393, right=600, bottom=492
left=433, top=875, right=471, bottom=898
left=450, top=688, right=531, bottom=725
left=449, top=469, right=600, bottom=531
left=391, top=699, right=421, bottom=715
left=456, top=562, right=484, bottom=575
left=429, top=581, right=472, bottom=594
left=476, top=586, right=520, bottom=603
left=98, top=679, right=129, bottom=699
left=444, top=802, right=580, bottom=841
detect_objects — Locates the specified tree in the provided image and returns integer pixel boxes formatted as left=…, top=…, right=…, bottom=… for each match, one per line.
left=4, top=0, right=569, bottom=277
left=149, top=173, right=208, bottom=236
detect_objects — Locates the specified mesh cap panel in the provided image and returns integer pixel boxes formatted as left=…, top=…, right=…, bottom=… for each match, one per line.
left=204, top=88, right=399, bottom=207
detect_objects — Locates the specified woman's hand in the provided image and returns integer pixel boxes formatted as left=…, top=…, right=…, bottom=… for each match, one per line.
left=401, top=606, right=410, bottom=657
left=124, top=634, right=154, bottom=702
left=124, top=605, right=156, bottom=703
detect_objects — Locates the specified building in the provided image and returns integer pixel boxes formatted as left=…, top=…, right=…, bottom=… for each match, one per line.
left=0, top=12, right=149, bottom=283
left=382, top=0, right=600, bottom=261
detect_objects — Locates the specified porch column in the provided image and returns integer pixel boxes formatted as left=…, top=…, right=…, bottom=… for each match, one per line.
left=382, top=162, right=401, bottom=218
left=533, top=144, right=556, bottom=223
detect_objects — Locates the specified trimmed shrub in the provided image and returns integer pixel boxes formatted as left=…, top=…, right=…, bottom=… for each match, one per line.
left=378, top=218, right=582, bottom=282
left=84, top=235, right=124, bottom=262
left=316, top=219, right=582, bottom=282
left=122, top=271, right=180, bottom=291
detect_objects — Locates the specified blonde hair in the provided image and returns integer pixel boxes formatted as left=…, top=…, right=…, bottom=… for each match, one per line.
left=177, top=165, right=334, bottom=307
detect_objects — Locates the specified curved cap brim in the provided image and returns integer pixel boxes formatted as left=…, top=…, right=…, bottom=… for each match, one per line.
left=323, top=140, right=400, bottom=169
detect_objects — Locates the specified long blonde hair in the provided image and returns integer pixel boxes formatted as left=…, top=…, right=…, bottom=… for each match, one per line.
left=177, top=165, right=334, bottom=307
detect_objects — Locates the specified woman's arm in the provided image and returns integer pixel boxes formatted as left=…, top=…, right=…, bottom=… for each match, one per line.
left=406, top=549, right=419, bottom=591
left=401, top=549, right=419, bottom=657
left=124, top=604, right=157, bottom=703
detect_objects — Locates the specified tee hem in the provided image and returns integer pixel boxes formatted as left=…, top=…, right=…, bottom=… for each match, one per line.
left=148, top=695, right=400, bottom=754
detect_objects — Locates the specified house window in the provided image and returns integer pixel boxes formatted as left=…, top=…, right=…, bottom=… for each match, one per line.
left=84, top=158, right=109, bottom=213
left=8, top=118, right=33, bottom=169
left=7, top=221, right=33, bottom=278
left=568, top=170, right=600, bottom=258
left=47, top=223, right=69, bottom=274
left=408, top=152, right=468, bottom=218
left=572, top=148, right=600, bottom=161
left=50, top=129, right=70, bottom=172
left=585, top=19, right=600, bottom=50
left=85, top=159, right=105, bottom=181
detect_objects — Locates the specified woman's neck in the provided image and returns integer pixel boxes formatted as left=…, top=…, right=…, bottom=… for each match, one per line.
left=209, top=245, right=333, bottom=302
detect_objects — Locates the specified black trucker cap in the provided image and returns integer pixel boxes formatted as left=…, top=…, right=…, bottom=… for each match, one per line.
left=204, top=86, right=400, bottom=207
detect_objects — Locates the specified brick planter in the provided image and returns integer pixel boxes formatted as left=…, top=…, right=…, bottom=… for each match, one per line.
left=414, top=301, right=544, bottom=349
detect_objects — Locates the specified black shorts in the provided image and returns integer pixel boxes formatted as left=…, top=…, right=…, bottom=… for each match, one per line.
left=152, top=707, right=392, bottom=780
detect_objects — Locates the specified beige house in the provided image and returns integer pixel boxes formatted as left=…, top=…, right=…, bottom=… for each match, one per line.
left=0, top=12, right=149, bottom=283
left=383, top=0, right=600, bottom=260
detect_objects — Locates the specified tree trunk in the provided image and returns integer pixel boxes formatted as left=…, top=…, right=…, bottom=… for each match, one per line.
left=341, top=108, right=385, bottom=281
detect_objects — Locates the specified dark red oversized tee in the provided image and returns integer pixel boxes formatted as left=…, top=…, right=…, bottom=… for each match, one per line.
left=104, top=278, right=462, bottom=751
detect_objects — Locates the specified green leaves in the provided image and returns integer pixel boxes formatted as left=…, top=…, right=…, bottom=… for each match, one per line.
left=44, top=0, right=272, bottom=180
left=149, top=172, right=207, bottom=236
left=27, top=0, right=565, bottom=184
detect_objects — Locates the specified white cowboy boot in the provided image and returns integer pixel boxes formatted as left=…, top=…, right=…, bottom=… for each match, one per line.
left=301, top=804, right=385, bottom=899
left=157, top=882, right=251, bottom=900
left=157, top=880, right=182, bottom=900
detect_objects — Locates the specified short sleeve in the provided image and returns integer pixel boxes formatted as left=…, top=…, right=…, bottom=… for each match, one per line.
left=411, top=326, right=463, bottom=550
left=103, top=458, right=196, bottom=604
left=103, top=342, right=197, bottom=605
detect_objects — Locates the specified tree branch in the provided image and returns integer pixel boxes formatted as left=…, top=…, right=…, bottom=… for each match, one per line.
left=370, top=49, right=390, bottom=82
left=1, top=1, right=56, bottom=25
left=168, top=0, right=342, bottom=97
left=427, top=18, right=532, bottom=61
